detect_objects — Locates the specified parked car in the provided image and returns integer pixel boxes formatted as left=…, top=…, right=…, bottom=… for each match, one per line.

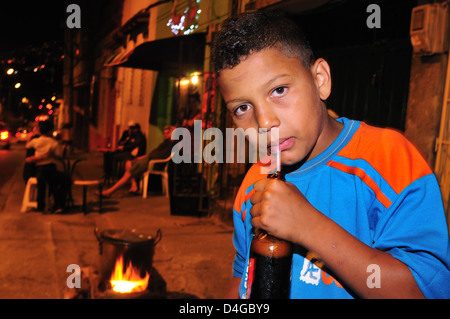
left=0, top=122, right=11, bottom=150
left=15, top=127, right=32, bottom=143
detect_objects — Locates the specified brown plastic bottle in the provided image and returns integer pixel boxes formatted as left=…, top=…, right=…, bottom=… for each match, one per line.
left=248, top=172, right=293, bottom=299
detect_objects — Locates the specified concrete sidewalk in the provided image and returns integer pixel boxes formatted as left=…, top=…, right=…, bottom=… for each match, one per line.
left=0, top=148, right=236, bottom=299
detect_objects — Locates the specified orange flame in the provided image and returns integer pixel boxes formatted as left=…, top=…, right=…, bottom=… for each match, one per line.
left=109, top=255, right=150, bottom=293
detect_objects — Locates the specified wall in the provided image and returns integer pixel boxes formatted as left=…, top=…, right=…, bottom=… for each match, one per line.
left=113, top=0, right=159, bottom=150
left=405, top=53, right=449, bottom=168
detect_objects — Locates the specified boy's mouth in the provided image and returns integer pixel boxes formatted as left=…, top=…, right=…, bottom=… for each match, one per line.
left=268, top=137, right=295, bottom=154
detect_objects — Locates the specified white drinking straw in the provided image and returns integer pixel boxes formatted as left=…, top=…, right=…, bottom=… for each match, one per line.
left=276, top=143, right=281, bottom=173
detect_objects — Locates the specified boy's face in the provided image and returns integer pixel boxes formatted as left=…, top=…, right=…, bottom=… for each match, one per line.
left=218, top=48, right=332, bottom=166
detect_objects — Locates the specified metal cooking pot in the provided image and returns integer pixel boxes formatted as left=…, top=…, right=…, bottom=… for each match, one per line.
left=94, top=228, right=162, bottom=292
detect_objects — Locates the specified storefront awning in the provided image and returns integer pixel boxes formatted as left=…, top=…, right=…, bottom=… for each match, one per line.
left=105, top=32, right=206, bottom=76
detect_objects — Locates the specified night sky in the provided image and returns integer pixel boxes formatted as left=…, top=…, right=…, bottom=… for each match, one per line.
left=0, top=2, right=69, bottom=121
left=0, top=2, right=66, bottom=53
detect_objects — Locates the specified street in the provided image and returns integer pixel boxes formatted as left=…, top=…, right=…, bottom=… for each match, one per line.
left=0, top=141, right=25, bottom=210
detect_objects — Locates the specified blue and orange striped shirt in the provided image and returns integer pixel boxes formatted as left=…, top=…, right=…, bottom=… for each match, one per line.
left=232, top=117, right=450, bottom=299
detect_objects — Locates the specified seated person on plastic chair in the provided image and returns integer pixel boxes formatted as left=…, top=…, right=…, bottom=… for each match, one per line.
left=25, top=120, right=70, bottom=213
left=99, top=125, right=175, bottom=197
left=110, top=122, right=147, bottom=178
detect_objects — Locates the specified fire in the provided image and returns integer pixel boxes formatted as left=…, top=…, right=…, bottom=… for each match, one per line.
left=110, top=255, right=150, bottom=293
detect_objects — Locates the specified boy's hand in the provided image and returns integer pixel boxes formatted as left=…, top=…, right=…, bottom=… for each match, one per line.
left=250, top=177, right=425, bottom=298
left=250, top=178, right=318, bottom=245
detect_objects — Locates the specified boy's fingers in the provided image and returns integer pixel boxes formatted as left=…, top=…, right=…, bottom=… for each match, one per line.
left=251, top=177, right=284, bottom=205
left=250, top=216, right=262, bottom=230
left=250, top=206, right=273, bottom=232
left=249, top=201, right=265, bottom=218
left=250, top=189, right=262, bottom=205
left=253, top=178, right=271, bottom=191
left=249, top=204, right=263, bottom=228
left=249, top=203, right=257, bottom=217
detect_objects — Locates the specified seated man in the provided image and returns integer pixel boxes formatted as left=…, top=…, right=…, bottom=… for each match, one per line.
left=25, top=120, right=70, bottom=213
left=99, top=125, right=175, bottom=197
left=110, top=122, right=147, bottom=178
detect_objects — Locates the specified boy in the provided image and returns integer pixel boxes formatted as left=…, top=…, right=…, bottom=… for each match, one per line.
left=211, top=11, right=450, bottom=298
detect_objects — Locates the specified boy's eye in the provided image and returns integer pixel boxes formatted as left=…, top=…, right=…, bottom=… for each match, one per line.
left=272, top=86, right=287, bottom=97
left=233, top=104, right=251, bottom=116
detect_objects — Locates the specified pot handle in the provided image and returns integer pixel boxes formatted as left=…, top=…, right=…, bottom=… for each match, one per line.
left=154, top=228, right=162, bottom=246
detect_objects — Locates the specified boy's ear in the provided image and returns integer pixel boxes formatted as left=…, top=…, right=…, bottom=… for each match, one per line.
left=311, top=58, right=331, bottom=101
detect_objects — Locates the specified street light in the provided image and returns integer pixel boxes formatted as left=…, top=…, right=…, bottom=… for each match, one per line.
left=14, top=83, right=21, bottom=89
left=6, top=68, right=14, bottom=75
left=190, top=72, right=201, bottom=85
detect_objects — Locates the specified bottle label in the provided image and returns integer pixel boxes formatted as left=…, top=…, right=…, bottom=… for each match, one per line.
left=246, top=257, right=255, bottom=299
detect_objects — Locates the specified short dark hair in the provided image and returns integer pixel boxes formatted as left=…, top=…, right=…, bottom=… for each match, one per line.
left=211, top=11, right=315, bottom=77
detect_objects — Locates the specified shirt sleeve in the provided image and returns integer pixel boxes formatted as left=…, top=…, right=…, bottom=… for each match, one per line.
left=372, top=173, right=450, bottom=298
left=231, top=179, right=251, bottom=278
left=26, top=138, right=36, bottom=149
left=231, top=163, right=267, bottom=278
left=232, top=207, right=247, bottom=278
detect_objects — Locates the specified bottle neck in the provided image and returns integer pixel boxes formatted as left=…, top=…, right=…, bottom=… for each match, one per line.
left=251, top=229, right=292, bottom=257
left=268, top=171, right=285, bottom=181
left=253, top=169, right=286, bottom=236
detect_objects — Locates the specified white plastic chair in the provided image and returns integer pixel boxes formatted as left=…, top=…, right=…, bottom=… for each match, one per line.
left=140, top=153, right=173, bottom=199
left=21, top=177, right=38, bottom=213
left=21, top=177, right=49, bottom=213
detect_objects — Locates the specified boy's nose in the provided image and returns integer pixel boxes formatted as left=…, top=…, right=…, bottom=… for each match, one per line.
left=255, top=103, right=280, bottom=132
